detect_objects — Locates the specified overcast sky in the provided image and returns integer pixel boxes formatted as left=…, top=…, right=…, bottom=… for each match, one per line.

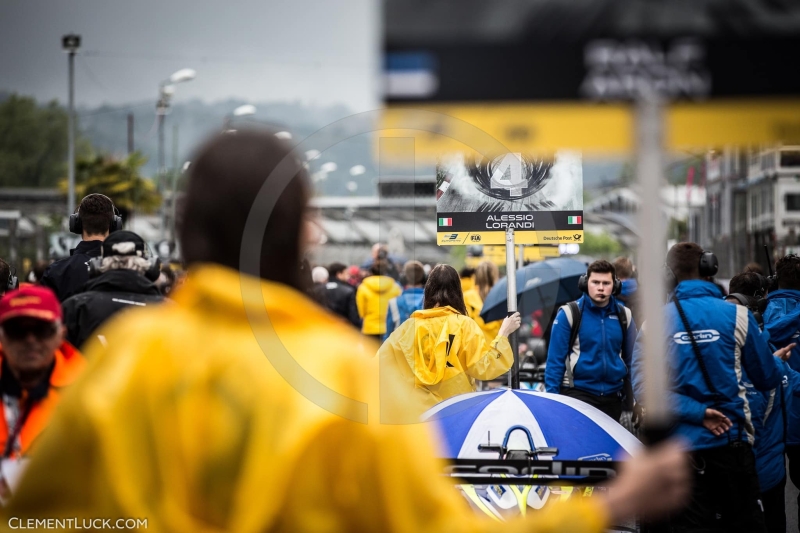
left=0, top=0, right=379, bottom=111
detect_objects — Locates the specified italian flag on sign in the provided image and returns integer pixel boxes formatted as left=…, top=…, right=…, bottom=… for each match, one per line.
left=568, top=216, right=582, bottom=224
left=439, top=218, right=453, bottom=226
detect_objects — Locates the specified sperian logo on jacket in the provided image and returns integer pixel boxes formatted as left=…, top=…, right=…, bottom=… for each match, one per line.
left=673, top=330, right=721, bottom=344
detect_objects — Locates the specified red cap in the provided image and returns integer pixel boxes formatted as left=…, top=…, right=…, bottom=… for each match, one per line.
left=0, top=286, right=62, bottom=324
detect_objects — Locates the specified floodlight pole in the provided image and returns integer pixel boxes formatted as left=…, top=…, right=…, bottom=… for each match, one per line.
left=157, top=91, right=168, bottom=241
left=636, top=90, right=670, bottom=435
left=62, top=34, right=81, bottom=218
left=506, top=228, right=520, bottom=389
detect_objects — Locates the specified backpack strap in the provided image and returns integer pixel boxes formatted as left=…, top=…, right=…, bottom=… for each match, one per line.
left=616, top=302, right=633, bottom=409
left=563, top=301, right=582, bottom=389
left=617, top=302, right=630, bottom=357
left=388, top=298, right=401, bottom=330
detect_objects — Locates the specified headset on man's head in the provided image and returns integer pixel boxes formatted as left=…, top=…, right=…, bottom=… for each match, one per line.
left=578, top=271, right=622, bottom=296
left=69, top=194, right=123, bottom=235
left=665, top=249, right=718, bottom=292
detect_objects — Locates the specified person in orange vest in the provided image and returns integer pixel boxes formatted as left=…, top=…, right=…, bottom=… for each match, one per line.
left=0, top=286, right=85, bottom=501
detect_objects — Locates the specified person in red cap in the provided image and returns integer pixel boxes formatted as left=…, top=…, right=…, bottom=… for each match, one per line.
left=0, top=286, right=85, bottom=501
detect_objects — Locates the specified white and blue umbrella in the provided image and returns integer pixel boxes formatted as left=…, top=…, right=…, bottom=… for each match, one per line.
left=422, top=389, right=642, bottom=528
left=423, top=389, right=641, bottom=461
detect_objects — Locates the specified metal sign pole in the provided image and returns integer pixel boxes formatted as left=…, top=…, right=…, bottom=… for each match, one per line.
left=636, top=91, right=670, bottom=436
left=506, top=228, right=521, bottom=389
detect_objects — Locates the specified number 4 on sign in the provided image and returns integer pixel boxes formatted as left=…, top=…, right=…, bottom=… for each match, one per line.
left=490, top=153, right=526, bottom=196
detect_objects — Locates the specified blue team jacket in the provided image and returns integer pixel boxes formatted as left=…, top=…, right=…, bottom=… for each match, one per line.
left=674, top=358, right=800, bottom=492
left=383, top=288, right=425, bottom=341
left=763, top=289, right=800, bottom=445
left=545, top=294, right=636, bottom=396
left=632, top=280, right=781, bottom=450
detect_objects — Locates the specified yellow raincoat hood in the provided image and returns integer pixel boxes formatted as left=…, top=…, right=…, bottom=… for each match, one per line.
left=356, top=275, right=401, bottom=335
left=379, top=306, right=514, bottom=410
left=399, top=306, right=463, bottom=386
left=361, top=275, right=399, bottom=294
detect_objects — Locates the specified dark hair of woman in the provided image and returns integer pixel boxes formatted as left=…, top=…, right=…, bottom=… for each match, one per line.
left=179, top=130, right=309, bottom=290
left=423, top=264, right=467, bottom=315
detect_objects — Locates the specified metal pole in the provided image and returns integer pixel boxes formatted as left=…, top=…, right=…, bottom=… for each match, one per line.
left=67, top=50, right=76, bottom=218
left=506, top=228, right=520, bottom=389
left=170, top=124, right=179, bottom=245
left=518, top=244, right=524, bottom=269
left=127, top=112, right=135, bottom=228
left=157, top=103, right=166, bottom=241
left=636, top=91, right=670, bottom=434
left=127, top=113, right=134, bottom=155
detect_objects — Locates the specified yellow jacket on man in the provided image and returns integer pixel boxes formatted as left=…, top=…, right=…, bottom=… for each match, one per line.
left=356, top=275, right=401, bottom=335
left=379, top=306, right=513, bottom=410
left=6, top=265, right=609, bottom=533
left=463, top=288, right=502, bottom=344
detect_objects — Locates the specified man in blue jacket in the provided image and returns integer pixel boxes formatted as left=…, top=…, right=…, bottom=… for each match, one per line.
left=762, top=253, right=800, bottom=526
left=545, top=259, right=636, bottom=421
left=674, top=272, right=799, bottom=533
left=632, top=242, right=782, bottom=532
left=383, top=260, right=425, bottom=340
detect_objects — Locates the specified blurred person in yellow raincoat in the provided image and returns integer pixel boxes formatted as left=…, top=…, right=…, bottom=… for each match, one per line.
left=463, top=261, right=502, bottom=344
left=356, top=259, right=401, bottom=340
left=379, top=263, right=520, bottom=410
left=5, top=130, right=690, bottom=531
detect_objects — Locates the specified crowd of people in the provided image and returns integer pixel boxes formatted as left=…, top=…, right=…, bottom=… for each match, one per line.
left=4, top=129, right=759, bottom=532
left=300, top=214, right=800, bottom=533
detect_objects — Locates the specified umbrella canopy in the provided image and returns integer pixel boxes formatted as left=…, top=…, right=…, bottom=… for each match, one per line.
left=479, top=257, right=587, bottom=323
left=422, top=390, right=641, bottom=527
left=422, top=389, right=640, bottom=461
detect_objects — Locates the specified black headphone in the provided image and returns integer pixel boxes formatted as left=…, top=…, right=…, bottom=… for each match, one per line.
left=726, top=292, right=765, bottom=328
left=699, top=250, right=719, bottom=278
left=6, top=267, right=17, bottom=292
left=578, top=272, right=622, bottom=296
left=69, top=194, right=123, bottom=235
left=665, top=249, right=719, bottom=291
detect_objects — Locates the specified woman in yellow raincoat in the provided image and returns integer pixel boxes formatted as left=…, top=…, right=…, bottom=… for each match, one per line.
left=379, top=264, right=521, bottom=409
left=463, top=261, right=502, bottom=344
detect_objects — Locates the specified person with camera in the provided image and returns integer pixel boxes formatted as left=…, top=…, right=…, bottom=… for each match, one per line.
left=761, top=254, right=800, bottom=525
left=61, top=231, right=164, bottom=350
left=633, top=243, right=781, bottom=532
left=42, top=194, right=122, bottom=302
left=545, top=260, right=637, bottom=422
